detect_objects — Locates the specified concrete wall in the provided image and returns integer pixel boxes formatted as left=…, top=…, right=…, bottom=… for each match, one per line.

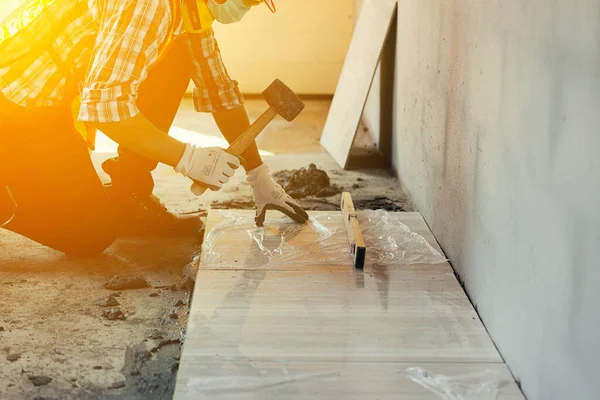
left=392, top=1, right=600, bottom=399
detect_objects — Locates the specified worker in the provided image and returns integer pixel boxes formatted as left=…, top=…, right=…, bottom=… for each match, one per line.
left=0, top=0, right=308, bottom=256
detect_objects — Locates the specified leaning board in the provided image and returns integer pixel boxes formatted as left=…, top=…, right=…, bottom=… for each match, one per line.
left=174, top=211, right=524, bottom=399
left=320, top=0, right=398, bottom=168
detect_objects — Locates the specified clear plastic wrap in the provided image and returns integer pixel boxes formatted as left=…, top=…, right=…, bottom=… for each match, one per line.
left=201, top=210, right=446, bottom=267
left=406, top=367, right=510, bottom=400
left=360, top=210, right=447, bottom=264
left=201, top=211, right=248, bottom=263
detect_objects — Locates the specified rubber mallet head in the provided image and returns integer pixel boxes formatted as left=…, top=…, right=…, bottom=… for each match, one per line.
left=262, top=79, right=305, bottom=122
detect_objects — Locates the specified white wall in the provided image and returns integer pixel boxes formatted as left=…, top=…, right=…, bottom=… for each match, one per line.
left=392, top=1, right=600, bottom=399
left=209, top=0, right=355, bottom=94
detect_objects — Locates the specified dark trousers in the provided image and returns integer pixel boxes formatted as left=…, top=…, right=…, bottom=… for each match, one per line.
left=0, top=39, right=192, bottom=255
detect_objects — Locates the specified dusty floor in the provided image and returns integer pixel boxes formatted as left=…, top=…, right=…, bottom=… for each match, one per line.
left=0, top=97, right=411, bottom=399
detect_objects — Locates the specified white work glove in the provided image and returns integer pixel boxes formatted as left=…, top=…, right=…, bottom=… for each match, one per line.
left=246, top=164, right=309, bottom=227
left=207, top=0, right=252, bottom=24
left=175, top=143, right=241, bottom=194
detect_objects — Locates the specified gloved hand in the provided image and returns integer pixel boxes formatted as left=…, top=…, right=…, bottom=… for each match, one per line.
left=246, top=164, right=309, bottom=227
left=175, top=143, right=241, bottom=194
left=208, top=0, right=252, bottom=24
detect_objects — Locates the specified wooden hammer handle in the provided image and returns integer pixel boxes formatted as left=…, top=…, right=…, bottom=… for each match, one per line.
left=191, top=106, right=279, bottom=196
left=227, top=106, right=278, bottom=155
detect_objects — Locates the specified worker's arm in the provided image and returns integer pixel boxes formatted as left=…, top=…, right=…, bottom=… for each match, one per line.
left=95, top=115, right=240, bottom=190
left=95, top=115, right=185, bottom=167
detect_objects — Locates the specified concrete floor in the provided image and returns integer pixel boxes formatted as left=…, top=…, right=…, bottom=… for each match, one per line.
left=0, top=98, right=409, bottom=399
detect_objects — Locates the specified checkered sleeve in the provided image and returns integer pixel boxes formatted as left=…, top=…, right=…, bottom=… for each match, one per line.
left=185, top=29, right=244, bottom=114
left=78, top=0, right=172, bottom=123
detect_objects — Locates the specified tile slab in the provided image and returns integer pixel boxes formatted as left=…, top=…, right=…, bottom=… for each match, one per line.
left=176, top=361, right=524, bottom=400
left=175, top=211, right=522, bottom=399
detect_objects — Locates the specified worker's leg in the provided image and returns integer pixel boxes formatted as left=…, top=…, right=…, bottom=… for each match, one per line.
left=101, top=38, right=202, bottom=236
left=0, top=99, right=117, bottom=256
left=187, top=29, right=263, bottom=172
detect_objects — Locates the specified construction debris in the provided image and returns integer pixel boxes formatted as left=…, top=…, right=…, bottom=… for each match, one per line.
left=314, top=185, right=342, bottom=197
left=151, top=339, right=181, bottom=353
left=273, top=163, right=342, bottom=198
left=353, top=196, right=406, bottom=211
left=110, top=381, right=126, bottom=389
left=171, top=362, right=179, bottom=374
left=95, top=295, right=120, bottom=307
left=123, top=344, right=151, bottom=377
left=298, top=199, right=340, bottom=211
left=299, top=195, right=407, bottom=212
left=179, top=275, right=195, bottom=291
left=149, top=331, right=165, bottom=340
left=28, top=376, right=52, bottom=387
left=105, top=275, right=150, bottom=291
left=102, top=308, right=126, bottom=321
left=120, top=340, right=181, bottom=397
left=151, top=284, right=180, bottom=291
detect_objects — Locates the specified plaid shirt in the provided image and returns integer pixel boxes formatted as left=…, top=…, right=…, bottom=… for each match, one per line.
left=0, top=0, right=243, bottom=123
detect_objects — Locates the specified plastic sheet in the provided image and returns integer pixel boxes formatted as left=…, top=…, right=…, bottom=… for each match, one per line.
left=406, top=367, right=509, bottom=400
left=201, top=211, right=248, bottom=263
left=360, top=210, right=447, bottom=264
left=201, top=210, right=446, bottom=267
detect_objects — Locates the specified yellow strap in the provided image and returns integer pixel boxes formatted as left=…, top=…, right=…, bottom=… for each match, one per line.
left=182, top=0, right=214, bottom=34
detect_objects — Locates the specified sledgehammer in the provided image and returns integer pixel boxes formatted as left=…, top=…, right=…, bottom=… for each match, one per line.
left=191, top=79, right=305, bottom=195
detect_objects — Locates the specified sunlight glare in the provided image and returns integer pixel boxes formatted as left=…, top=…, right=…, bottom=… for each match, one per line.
left=94, top=126, right=273, bottom=156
